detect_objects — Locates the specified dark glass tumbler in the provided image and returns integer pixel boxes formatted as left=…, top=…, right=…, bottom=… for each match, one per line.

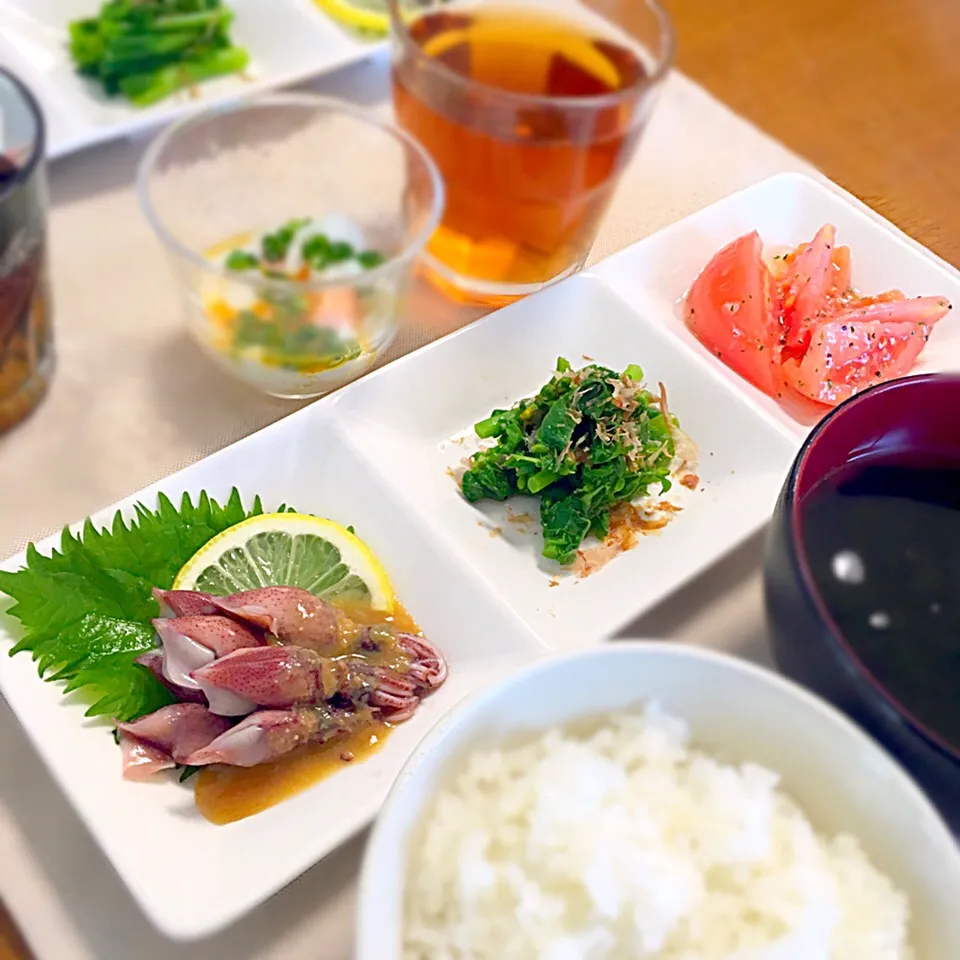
left=0, top=68, right=53, bottom=432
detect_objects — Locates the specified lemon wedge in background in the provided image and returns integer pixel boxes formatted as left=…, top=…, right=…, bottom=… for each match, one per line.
left=173, top=513, right=395, bottom=611
left=312, top=0, right=392, bottom=37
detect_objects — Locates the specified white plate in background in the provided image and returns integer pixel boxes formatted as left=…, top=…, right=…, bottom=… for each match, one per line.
left=0, top=0, right=381, bottom=158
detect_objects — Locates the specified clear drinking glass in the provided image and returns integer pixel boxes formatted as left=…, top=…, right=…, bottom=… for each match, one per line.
left=388, top=0, right=675, bottom=305
left=0, top=68, right=53, bottom=431
left=137, top=95, right=443, bottom=399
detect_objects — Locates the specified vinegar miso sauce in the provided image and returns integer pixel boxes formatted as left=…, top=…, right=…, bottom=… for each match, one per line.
left=194, top=602, right=421, bottom=824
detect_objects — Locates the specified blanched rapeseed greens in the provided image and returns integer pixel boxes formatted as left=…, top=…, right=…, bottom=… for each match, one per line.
left=460, top=358, right=679, bottom=565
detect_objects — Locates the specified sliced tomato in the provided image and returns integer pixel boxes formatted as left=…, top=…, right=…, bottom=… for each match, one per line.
left=684, top=231, right=780, bottom=397
left=829, top=294, right=949, bottom=328
left=829, top=245, right=852, bottom=295
left=782, top=224, right=836, bottom=315
left=779, top=225, right=836, bottom=361
left=850, top=289, right=906, bottom=308
left=688, top=224, right=951, bottom=408
left=780, top=295, right=950, bottom=405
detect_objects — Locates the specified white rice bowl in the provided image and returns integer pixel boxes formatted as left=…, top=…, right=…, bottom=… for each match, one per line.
left=403, top=704, right=911, bottom=960
left=357, top=644, right=960, bottom=960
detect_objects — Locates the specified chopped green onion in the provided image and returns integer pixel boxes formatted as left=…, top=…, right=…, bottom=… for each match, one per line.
left=357, top=250, right=385, bottom=269
left=302, top=233, right=331, bottom=268
left=327, top=241, right=355, bottom=263
left=225, top=250, right=259, bottom=271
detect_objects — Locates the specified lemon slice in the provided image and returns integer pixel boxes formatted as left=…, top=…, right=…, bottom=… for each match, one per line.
left=312, top=0, right=391, bottom=36
left=172, top=513, right=395, bottom=611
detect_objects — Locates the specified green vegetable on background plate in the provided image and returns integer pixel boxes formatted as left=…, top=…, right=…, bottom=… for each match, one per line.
left=68, top=0, right=250, bottom=108
left=460, top=358, right=681, bottom=566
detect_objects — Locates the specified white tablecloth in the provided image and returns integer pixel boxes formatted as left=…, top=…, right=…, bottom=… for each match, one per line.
left=0, top=52, right=815, bottom=959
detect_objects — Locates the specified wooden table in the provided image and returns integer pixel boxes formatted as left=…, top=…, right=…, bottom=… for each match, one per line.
left=668, top=0, right=960, bottom=267
left=0, top=901, right=30, bottom=960
left=1, top=1, right=957, bottom=957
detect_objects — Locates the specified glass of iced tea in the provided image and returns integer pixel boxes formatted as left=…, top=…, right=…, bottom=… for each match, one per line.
left=0, top=69, right=52, bottom=433
left=388, top=0, right=674, bottom=305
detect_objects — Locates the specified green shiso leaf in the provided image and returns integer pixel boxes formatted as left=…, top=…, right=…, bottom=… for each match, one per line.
left=0, top=488, right=265, bottom=722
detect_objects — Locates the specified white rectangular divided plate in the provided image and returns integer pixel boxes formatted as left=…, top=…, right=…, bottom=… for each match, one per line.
left=1, top=171, right=955, bottom=940
left=0, top=0, right=379, bottom=158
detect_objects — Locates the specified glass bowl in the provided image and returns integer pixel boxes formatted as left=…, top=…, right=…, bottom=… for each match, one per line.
left=138, top=94, right=443, bottom=399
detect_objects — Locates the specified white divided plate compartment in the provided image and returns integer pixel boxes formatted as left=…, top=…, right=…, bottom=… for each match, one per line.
left=339, top=274, right=798, bottom=647
left=593, top=171, right=960, bottom=439
left=0, top=420, right=546, bottom=941
left=0, top=0, right=380, bottom=158
left=1, top=171, right=956, bottom=940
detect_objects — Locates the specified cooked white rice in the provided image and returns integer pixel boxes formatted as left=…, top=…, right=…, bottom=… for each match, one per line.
left=403, top=704, right=912, bottom=959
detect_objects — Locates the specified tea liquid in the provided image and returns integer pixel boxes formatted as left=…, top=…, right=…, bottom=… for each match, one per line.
left=392, top=5, right=649, bottom=298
